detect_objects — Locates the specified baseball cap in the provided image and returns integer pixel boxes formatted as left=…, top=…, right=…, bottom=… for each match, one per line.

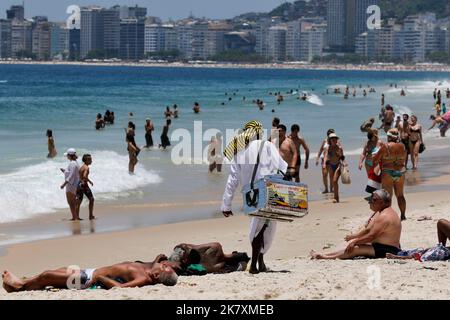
left=64, top=148, right=77, bottom=156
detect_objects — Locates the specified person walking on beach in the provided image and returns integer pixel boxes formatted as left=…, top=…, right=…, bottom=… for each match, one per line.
left=289, top=124, right=310, bottom=182
left=399, top=114, right=411, bottom=168
left=221, top=121, right=287, bottom=274
left=408, top=115, right=423, bottom=170
left=159, top=119, right=171, bottom=150
left=358, top=129, right=382, bottom=176
left=316, top=129, right=336, bottom=194
left=46, top=129, right=57, bottom=158
left=379, top=105, right=395, bottom=133
left=323, top=133, right=346, bottom=203
left=277, top=124, right=298, bottom=181
left=372, top=129, right=407, bottom=221
left=144, top=118, right=154, bottom=148
left=207, top=133, right=223, bottom=173
left=126, top=122, right=139, bottom=173
left=76, top=154, right=95, bottom=220
left=60, top=148, right=81, bottom=221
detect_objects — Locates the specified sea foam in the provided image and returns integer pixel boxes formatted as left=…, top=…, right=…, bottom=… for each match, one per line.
left=0, top=151, right=161, bottom=223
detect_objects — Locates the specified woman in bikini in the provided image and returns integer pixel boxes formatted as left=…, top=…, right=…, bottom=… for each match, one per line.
left=408, top=115, right=423, bottom=170
left=358, top=129, right=382, bottom=176
left=316, top=129, right=337, bottom=194
left=323, top=133, right=345, bottom=203
left=372, top=129, right=407, bottom=220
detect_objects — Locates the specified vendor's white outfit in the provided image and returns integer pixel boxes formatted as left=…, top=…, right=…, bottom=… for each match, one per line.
left=65, top=160, right=80, bottom=194
left=221, top=140, right=287, bottom=254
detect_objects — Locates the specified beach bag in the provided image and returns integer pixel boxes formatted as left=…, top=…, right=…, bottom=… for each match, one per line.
left=419, top=143, right=426, bottom=154
left=341, top=162, right=351, bottom=184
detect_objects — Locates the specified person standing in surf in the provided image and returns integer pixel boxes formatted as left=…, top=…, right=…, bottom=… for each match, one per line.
left=159, top=119, right=171, bottom=150
left=126, top=122, right=139, bottom=173
left=46, top=129, right=57, bottom=158
left=60, top=148, right=81, bottom=221
left=144, top=118, right=154, bottom=148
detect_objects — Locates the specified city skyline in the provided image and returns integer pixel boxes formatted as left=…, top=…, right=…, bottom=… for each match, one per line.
left=0, top=0, right=285, bottom=22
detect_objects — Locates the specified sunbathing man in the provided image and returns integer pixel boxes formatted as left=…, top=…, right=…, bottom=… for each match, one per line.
left=2, top=259, right=178, bottom=292
left=310, top=189, right=402, bottom=260
left=166, top=242, right=250, bottom=274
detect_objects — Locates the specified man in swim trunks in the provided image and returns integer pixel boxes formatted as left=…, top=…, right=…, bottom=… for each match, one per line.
left=76, top=154, right=95, bottom=220
left=2, top=260, right=178, bottom=292
left=277, top=124, right=298, bottom=181
left=166, top=242, right=250, bottom=274
left=289, top=124, right=309, bottom=182
left=310, top=189, right=402, bottom=260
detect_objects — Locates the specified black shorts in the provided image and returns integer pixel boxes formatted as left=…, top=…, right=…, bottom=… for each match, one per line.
left=76, top=184, right=94, bottom=201
left=372, top=243, right=400, bottom=258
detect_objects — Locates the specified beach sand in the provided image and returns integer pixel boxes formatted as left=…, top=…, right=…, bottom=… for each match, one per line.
left=1, top=187, right=449, bottom=300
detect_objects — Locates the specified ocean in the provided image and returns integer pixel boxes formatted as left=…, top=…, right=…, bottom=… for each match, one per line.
left=1, top=64, right=450, bottom=225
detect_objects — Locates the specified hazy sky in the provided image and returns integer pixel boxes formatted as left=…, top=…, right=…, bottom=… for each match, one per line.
left=0, top=0, right=287, bottom=21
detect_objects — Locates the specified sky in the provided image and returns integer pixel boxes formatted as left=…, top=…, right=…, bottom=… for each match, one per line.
left=0, top=0, right=287, bottom=22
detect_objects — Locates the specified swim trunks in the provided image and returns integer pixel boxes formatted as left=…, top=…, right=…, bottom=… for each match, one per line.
left=76, top=182, right=94, bottom=201
left=372, top=243, right=400, bottom=258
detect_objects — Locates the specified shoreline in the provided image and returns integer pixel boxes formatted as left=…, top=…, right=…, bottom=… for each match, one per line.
left=1, top=188, right=449, bottom=299
left=2, top=60, right=450, bottom=73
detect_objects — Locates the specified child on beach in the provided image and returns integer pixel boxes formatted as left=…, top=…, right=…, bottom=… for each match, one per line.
left=76, top=154, right=95, bottom=220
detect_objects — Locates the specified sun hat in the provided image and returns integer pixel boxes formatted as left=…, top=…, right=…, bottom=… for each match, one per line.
left=64, top=148, right=77, bottom=156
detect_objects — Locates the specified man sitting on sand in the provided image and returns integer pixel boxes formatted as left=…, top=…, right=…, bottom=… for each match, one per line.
left=2, top=260, right=178, bottom=292
left=310, top=189, right=402, bottom=260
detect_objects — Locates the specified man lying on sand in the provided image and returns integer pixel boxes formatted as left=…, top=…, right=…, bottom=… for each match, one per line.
left=310, top=189, right=402, bottom=260
left=166, top=242, right=250, bottom=274
left=2, top=259, right=178, bottom=293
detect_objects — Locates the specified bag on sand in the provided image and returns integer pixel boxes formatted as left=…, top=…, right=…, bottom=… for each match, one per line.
left=341, top=163, right=351, bottom=184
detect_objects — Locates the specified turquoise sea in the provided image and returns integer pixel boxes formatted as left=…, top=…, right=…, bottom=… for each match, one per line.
left=0, top=64, right=450, bottom=228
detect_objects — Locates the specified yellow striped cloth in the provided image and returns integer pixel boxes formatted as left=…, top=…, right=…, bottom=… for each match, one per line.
left=224, top=120, right=263, bottom=161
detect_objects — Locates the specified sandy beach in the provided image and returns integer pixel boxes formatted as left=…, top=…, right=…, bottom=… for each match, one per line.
left=1, top=60, right=450, bottom=73
left=1, top=187, right=449, bottom=300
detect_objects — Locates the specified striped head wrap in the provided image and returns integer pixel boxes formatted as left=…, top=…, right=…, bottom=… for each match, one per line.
left=224, top=120, right=263, bottom=161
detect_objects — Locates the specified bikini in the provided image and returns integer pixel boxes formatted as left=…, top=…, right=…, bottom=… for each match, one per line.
left=382, top=144, right=405, bottom=181
left=365, top=144, right=380, bottom=167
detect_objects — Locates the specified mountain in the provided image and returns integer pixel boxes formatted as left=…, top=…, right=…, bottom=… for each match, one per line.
left=380, top=0, right=450, bottom=21
left=234, top=0, right=450, bottom=23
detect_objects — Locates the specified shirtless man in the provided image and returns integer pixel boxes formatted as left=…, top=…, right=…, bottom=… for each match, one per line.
left=289, top=124, right=309, bottom=182
left=277, top=124, right=298, bottom=180
left=167, top=242, right=250, bottom=274
left=310, top=189, right=402, bottom=259
left=379, top=105, right=395, bottom=133
left=2, top=259, right=178, bottom=292
left=76, top=154, right=95, bottom=220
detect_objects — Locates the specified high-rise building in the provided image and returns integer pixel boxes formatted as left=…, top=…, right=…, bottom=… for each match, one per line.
left=102, top=8, right=120, bottom=58
left=80, top=6, right=104, bottom=58
left=50, top=23, right=70, bottom=59
left=11, top=20, right=32, bottom=58
left=119, top=5, right=147, bottom=19
left=163, top=25, right=178, bottom=52
left=191, top=22, right=208, bottom=60
left=69, top=28, right=81, bottom=60
left=327, top=0, right=346, bottom=51
left=224, top=31, right=255, bottom=53
left=32, top=21, right=51, bottom=60
left=6, top=5, right=24, bottom=21
left=144, top=23, right=165, bottom=54
left=0, top=19, right=12, bottom=58
left=255, top=19, right=272, bottom=58
left=300, top=24, right=326, bottom=62
left=205, top=22, right=232, bottom=58
left=267, top=25, right=287, bottom=62
left=176, top=23, right=193, bottom=59
left=120, top=18, right=145, bottom=60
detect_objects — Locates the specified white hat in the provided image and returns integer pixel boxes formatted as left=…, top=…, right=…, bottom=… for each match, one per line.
left=64, top=148, right=77, bottom=156
left=328, top=133, right=339, bottom=139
